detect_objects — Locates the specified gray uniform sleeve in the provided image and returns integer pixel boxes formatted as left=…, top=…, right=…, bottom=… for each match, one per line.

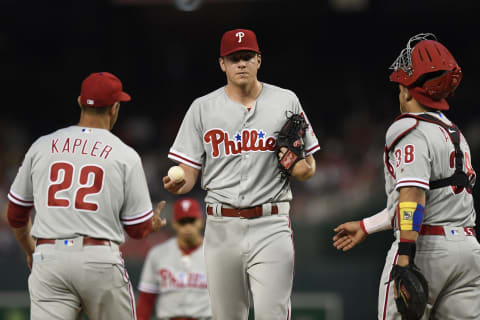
left=168, top=102, right=205, bottom=170
left=120, top=155, right=153, bottom=226
left=138, top=248, right=161, bottom=294
left=8, top=144, right=35, bottom=207
left=292, top=96, right=320, bottom=156
left=393, top=129, right=430, bottom=190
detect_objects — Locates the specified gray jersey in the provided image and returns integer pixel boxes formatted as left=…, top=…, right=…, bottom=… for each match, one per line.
left=8, top=126, right=153, bottom=243
left=168, top=83, right=320, bottom=207
left=379, top=112, right=480, bottom=320
left=383, top=112, right=476, bottom=227
left=138, top=238, right=211, bottom=319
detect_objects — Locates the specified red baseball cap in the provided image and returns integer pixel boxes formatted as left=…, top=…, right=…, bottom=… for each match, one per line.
left=220, top=29, right=261, bottom=57
left=80, top=72, right=131, bottom=107
left=173, top=198, right=203, bottom=221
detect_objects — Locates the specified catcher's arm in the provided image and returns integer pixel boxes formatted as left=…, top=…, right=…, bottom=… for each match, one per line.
left=163, top=163, right=199, bottom=195
left=333, top=208, right=392, bottom=251
left=391, top=187, right=428, bottom=319
left=277, top=148, right=315, bottom=181
left=332, top=221, right=367, bottom=251
left=397, top=186, right=426, bottom=266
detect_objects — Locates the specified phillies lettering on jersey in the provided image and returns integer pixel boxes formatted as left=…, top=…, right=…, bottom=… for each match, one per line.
left=203, top=128, right=276, bottom=158
left=138, top=238, right=212, bottom=318
left=158, top=268, right=207, bottom=289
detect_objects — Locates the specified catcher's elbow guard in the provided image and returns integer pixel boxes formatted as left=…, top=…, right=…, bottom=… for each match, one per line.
left=398, top=202, right=424, bottom=232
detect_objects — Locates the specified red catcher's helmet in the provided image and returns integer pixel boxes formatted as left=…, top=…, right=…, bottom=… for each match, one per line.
left=389, top=33, right=462, bottom=110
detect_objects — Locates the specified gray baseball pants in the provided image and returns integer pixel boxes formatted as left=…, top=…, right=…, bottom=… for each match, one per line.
left=28, top=237, right=136, bottom=320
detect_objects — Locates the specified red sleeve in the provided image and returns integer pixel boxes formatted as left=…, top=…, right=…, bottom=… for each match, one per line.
left=7, top=201, right=33, bottom=228
left=123, top=218, right=152, bottom=239
left=136, top=291, right=157, bottom=320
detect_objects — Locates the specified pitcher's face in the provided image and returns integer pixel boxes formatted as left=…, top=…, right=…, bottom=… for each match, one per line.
left=220, top=51, right=261, bottom=86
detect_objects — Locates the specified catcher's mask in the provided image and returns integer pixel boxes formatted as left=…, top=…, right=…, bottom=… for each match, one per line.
left=389, top=33, right=462, bottom=110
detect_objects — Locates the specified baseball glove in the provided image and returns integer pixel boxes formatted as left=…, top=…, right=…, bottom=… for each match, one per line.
left=276, top=113, right=307, bottom=176
left=390, top=264, right=429, bottom=320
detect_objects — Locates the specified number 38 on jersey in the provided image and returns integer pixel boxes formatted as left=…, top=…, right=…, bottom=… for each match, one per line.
left=394, top=144, right=415, bottom=167
left=47, top=161, right=105, bottom=212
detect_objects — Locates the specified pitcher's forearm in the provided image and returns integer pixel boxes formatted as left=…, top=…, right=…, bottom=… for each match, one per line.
left=291, top=155, right=316, bottom=181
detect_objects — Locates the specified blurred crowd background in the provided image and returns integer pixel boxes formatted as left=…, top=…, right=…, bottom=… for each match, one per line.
left=1, top=0, right=479, bottom=319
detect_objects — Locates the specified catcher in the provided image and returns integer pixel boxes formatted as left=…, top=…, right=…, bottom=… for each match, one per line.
left=163, top=28, right=320, bottom=319
left=333, top=33, right=480, bottom=319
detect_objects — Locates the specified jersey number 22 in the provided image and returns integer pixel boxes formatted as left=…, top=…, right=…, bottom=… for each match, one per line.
left=47, top=161, right=104, bottom=212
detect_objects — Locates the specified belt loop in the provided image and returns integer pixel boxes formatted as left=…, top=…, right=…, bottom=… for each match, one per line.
left=442, top=226, right=447, bottom=236
left=262, top=203, right=272, bottom=216
left=109, top=241, right=119, bottom=251
left=276, top=202, right=290, bottom=215
left=213, top=203, right=222, bottom=217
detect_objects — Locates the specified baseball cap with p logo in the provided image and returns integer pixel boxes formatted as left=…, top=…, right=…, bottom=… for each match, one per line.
left=220, top=29, right=261, bottom=57
left=80, top=72, right=131, bottom=107
left=173, top=198, right=203, bottom=221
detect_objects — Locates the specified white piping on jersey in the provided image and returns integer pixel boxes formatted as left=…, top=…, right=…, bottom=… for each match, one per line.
left=121, top=209, right=153, bottom=225
left=395, top=177, right=430, bottom=190
left=168, top=149, right=202, bottom=170
left=8, top=190, right=34, bottom=207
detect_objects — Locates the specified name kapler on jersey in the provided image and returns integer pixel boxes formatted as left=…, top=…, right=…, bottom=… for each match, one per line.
left=51, top=137, right=113, bottom=160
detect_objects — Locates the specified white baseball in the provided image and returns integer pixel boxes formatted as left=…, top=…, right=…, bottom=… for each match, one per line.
left=168, top=166, right=185, bottom=183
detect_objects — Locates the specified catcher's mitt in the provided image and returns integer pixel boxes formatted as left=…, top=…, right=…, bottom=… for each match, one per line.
left=276, top=113, right=307, bottom=176
left=390, top=264, right=428, bottom=320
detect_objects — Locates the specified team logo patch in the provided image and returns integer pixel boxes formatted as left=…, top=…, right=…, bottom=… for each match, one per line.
left=280, top=151, right=298, bottom=169
left=181, top=200, right=191, bottom=211
left=403, top=211, right=413, bottom=221
left=235, top=31, right=245, bottom=43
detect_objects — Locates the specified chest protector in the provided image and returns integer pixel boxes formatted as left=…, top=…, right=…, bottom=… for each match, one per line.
left=386, top=113, right=474, bottom=192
